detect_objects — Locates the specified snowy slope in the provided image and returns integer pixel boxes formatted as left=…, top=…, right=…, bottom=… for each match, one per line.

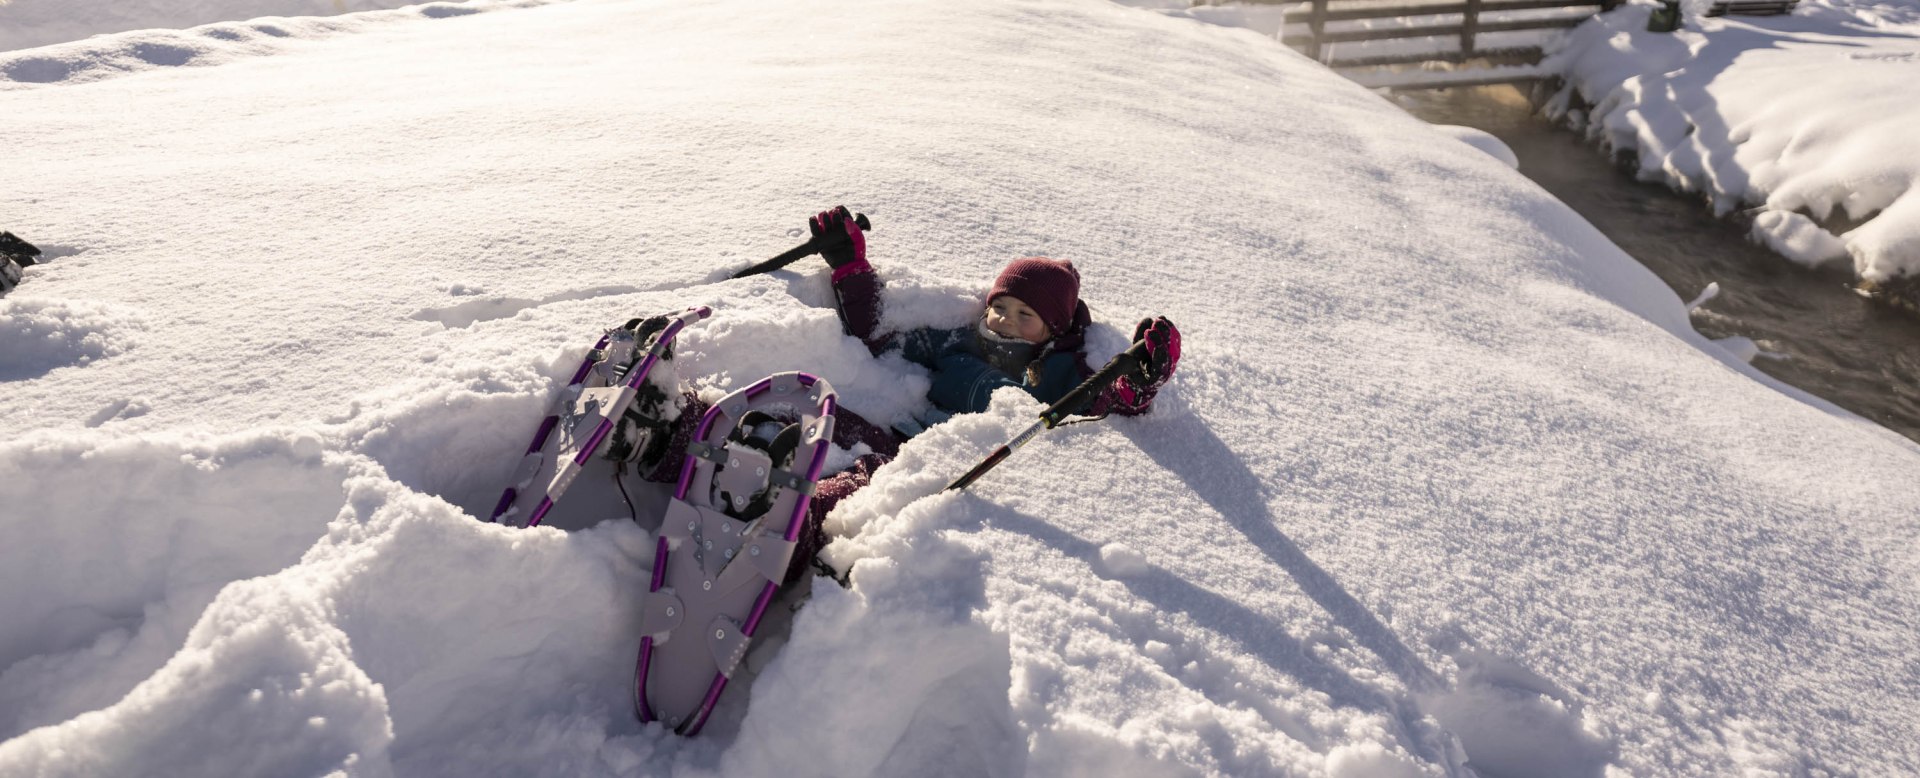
left=4, top=0, right=1920, bottom=776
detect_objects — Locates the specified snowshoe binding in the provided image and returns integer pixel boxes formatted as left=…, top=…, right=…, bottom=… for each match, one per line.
left=0, top=255, right=19, bottom=297
left=633, top=371, right=839, bottom=735
left=0, top=231, right=35, bottom=297
left=488, top=306, right=711, bottom=528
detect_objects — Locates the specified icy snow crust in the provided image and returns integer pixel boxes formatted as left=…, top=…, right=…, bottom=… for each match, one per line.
left=4, top=0, right=1920, bottom=775
left=1547, top=0, right=1920, bottom=281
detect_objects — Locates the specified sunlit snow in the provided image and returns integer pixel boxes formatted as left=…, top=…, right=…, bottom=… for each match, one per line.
left=3, top=1, right=1919, bottom=776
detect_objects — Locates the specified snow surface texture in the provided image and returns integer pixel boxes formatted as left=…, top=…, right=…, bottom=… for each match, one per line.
left=5, top=0, right=1920, bottom=776
left=1546, top=0, right=1920, bottom=282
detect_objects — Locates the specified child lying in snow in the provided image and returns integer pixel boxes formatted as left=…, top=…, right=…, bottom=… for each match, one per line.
left=812, top=205, right=1180, bottom=429
left=630, top=206, right=1181, bottom=582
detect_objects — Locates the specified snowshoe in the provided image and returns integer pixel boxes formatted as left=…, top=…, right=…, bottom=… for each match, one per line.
left=487, top=306, right=711, bottom=528
left=633, top=371, right=839, bottom=735
left=0, top=256, right=19, bottom=297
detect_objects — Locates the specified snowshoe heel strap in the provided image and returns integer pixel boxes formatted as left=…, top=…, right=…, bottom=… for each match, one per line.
left=708, top=616, right=750, bottom=679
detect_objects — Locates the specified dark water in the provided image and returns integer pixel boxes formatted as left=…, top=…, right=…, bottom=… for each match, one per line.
left=1396, top=85, right=1920, bottom=445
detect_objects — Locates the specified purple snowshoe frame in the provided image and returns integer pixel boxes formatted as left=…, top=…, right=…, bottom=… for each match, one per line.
left=488, top=306, right=712, bottom=528
left=633, top=371, right=838, bottom=735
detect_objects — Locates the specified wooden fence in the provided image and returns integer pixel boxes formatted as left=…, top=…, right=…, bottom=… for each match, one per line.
left=1273, top=0, right=1612, bottom=69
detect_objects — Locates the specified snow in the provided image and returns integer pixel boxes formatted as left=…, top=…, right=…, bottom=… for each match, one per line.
left=1546, top=0, right=1920, bottom=282
left=1430, top=125, right=1521, bottom=168
left=4, top=0, right=1920, bottom=776
left=0, top=0, right=498, bottom=53
left=1750, top=206, right=1851, bottom=268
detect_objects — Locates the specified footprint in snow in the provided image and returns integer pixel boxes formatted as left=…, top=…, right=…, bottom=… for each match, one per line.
left=1423, top=649, right=1617, bottom=778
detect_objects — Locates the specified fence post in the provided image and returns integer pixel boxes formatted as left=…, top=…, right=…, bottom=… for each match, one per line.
left=1462, top=0, right=1481, bottom=59
left=1309, top=0, right=1329, bottom=62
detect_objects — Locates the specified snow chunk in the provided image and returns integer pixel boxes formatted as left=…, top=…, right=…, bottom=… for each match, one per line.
left=1714, top=335, right=1760, bottom=364
left=1433, top=125, right=1520, bottom=170
left=0, top=297, right=144, bottom=380
left=1749, top=211, right=1847, bottom=270
left=1326, top=741, right=1427, bottom=778
left=1098, top=542, right=1150, bottom=577
left=1684, top=282, right=1720, bottom=312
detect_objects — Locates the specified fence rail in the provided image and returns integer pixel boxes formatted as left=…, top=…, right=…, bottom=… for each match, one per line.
left=1275, top=0, right=1612, bottom=68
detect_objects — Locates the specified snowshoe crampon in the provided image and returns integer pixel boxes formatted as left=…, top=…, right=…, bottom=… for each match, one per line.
left=634, top=371, right=838, bottom=735
left=487, top=306, right=711, bottom=528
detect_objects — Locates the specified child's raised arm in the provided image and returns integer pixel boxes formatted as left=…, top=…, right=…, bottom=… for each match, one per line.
left=811, top=206, right=893, bottom=354
left=1088, top=316, right=1181, bottom=417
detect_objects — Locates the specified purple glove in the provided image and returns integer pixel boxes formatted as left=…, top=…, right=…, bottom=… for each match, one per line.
left=808, top=206, right=865, bottom=269
left=1131, top=316, right=1180, bottom=388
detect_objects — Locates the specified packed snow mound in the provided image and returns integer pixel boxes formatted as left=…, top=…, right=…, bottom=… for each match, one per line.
left=1547, top=3, right=1920, bottom=281
left=4, top=0, right=1920, bottom=775
left=0, top=437, right=672, bottom=777
left=0, top=431, right=347, bottom=744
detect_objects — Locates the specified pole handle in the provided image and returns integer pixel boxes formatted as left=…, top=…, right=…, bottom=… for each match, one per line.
left=1039, top=340, right=1148, bottom=427
left=731, top=213, right=871, bottom=279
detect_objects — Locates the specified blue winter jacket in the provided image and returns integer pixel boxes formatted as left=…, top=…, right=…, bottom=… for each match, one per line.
left=893, top=326, right=1088, bottom=415
left=831, top=260, right=1153, bottom=428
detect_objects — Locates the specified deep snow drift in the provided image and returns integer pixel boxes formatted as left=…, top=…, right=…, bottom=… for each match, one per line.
left=0, top=0, right=509, bottom=53
left=4, top=0, right=1920, bottom=776
left=1546, top=0, right=1920, bottom=284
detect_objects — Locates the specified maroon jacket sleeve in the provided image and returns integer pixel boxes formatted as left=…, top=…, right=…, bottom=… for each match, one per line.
left=830, top=260, right=893, bottom=355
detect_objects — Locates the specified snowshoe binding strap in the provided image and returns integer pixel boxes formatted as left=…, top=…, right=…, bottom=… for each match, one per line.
left=602, top=314, right=690, bottom=466
left=618, top=315, right=677, bottom=382
left=0, top=232, right=39, bottom=266
left=486, top=305, right=711, bottom=527
left=709, top=413, right=808, bottom=519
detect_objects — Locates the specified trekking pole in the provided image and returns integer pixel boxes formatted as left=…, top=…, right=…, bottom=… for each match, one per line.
left=945, top=339, right=1151, bottom=492
left=730, top=213, right=872, bottom=279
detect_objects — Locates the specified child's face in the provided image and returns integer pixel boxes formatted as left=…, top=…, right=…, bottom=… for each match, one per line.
left=985, top=295, right=1051, bottom=344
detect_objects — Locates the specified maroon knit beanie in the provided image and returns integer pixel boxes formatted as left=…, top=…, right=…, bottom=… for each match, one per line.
left=988, top=257, right=1081, bottom=337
